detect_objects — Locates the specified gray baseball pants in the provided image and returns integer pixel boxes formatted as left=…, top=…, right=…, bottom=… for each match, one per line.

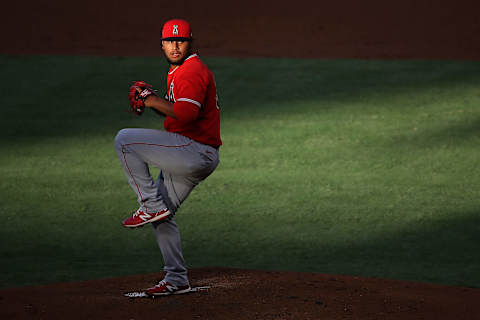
left=114, top=128, right=219, bottom=286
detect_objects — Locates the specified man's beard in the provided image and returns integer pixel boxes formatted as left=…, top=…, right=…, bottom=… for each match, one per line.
left=165, top=51, right=191, bottom=66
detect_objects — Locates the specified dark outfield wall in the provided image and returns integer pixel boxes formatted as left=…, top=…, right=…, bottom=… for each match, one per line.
left=1, top=0, right=479, bottom=59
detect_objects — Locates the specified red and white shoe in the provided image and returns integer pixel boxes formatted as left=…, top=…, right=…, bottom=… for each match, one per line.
left=146, top=280, right=191, bottom=296
left=122, top=208, right=170, bottom=228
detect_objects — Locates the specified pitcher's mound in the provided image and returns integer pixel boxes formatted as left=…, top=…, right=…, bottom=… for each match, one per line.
left=1, top=267, right=479, bottom=319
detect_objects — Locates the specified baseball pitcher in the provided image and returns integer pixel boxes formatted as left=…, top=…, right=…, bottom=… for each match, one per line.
left=114, top=18, right=222, bottom=296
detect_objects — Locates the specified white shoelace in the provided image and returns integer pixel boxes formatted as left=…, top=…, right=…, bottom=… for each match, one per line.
left=156, top=280, right=167, bottom=287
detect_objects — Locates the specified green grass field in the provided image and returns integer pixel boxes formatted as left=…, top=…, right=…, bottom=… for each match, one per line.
left=1, top=55, right=479, bottom=288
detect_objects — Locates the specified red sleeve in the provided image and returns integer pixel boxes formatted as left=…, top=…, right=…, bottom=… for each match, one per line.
left=173, top=100, right=200, bottom=122
left=174, top=71, right=206, bottom=109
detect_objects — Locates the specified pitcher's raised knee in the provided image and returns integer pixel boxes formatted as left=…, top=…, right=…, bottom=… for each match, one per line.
left=114, top=128, right=132, bottom=150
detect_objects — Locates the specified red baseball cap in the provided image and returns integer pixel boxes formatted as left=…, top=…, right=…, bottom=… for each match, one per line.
left=161, top=19, right=193, bottom=41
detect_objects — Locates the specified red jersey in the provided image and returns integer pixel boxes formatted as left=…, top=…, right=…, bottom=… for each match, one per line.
left=164, top=54, right=222, bottom=148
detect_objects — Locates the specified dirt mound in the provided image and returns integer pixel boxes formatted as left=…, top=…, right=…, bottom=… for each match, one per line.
left=1, top=268, right=479, bottom=319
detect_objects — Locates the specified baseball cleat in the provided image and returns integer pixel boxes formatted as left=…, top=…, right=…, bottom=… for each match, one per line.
left=122, top=208, right=170, bottom=228
left=124, top=286, right=210, bottom=298
left=145, top=280, right=191, bottom=296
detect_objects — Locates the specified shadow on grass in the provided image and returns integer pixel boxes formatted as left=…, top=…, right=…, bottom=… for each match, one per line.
left=1, top=207, right=479, bottom=288
left=1, top=55, right=479, bottom=288
left=390, top=116, right=480, bottom=149
left=1, top=55, right=480, bottom=146
left=205, top=209, right=480, bottom=287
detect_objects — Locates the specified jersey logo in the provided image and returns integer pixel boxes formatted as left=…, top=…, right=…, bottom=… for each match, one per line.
left=168, top=81, right=175, bottom=102
left=173, top=25, right=179, bottom=35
